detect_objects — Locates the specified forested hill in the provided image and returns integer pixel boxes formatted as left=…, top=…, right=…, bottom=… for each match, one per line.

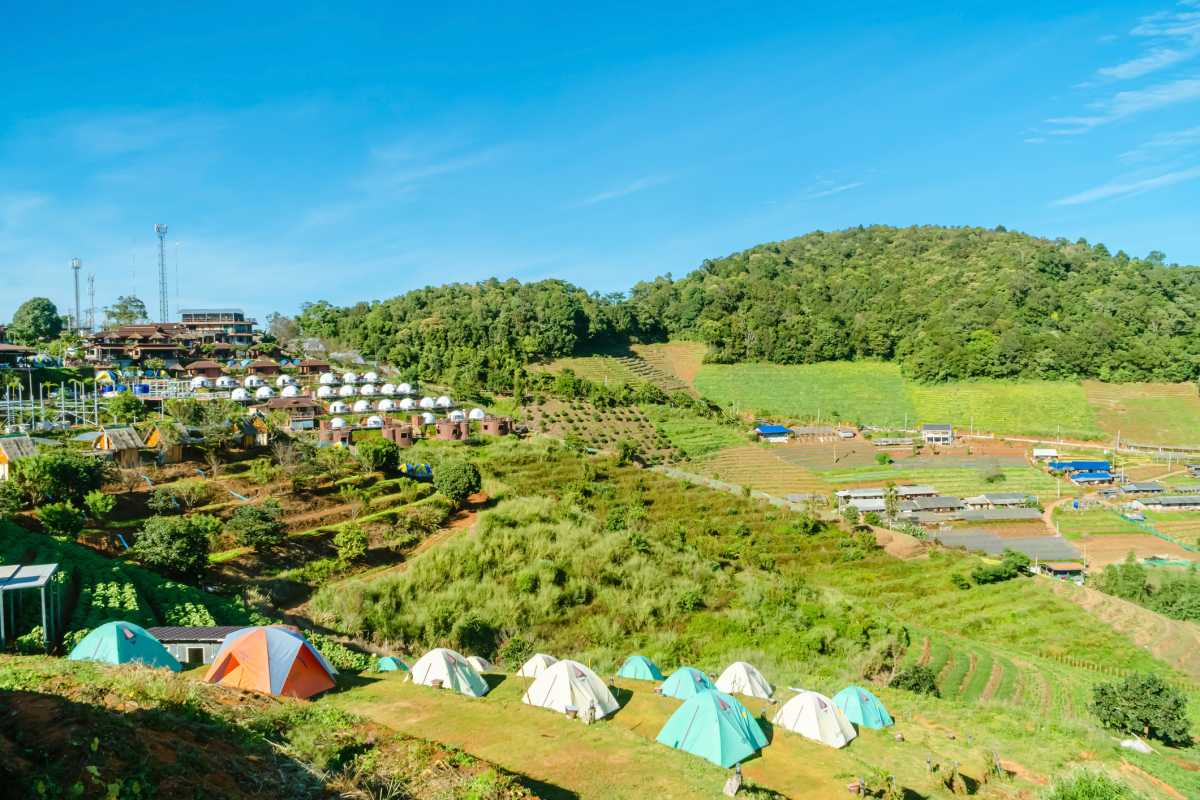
left=296, top=226, right=1200, bottom=387
left=629, top=226, right=1200, bottom=382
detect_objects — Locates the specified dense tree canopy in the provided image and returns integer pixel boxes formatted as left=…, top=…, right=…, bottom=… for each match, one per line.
left=103, top=295, right=148, bottom=327
left=7, top=297, right=62, bottom=344
left=296, top=226, right=1200, bottom=383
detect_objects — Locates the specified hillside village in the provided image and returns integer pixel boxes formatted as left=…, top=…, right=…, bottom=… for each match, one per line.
left=2, top=281, right=1200, bottom=800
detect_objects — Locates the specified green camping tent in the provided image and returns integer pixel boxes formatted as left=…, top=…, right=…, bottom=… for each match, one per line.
left=655, top=689, right=768, bottom=767
left=377, top=656, right=408, bottom=672
left=68, top=621, right=181, bottom=671
left=660, top=666, right=714, bottom=700
left=833, top=685, right=894, bottom=729
left=617, top=654, right=664, bottom=681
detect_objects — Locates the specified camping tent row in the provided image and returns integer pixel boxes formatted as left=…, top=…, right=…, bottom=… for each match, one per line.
left=67, top=622, right=337, bottom=699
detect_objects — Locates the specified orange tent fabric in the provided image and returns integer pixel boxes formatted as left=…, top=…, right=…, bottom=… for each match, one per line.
left=203, top=626, right=336, bottom=699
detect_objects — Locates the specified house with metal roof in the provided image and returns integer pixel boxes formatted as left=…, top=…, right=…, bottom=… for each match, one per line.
left=1121, top=482, right=1166, bottom=495
left=1031, top=448, right=1059, bottom=461
left=1037, top=561, right=1085, bottom=583
left=1048, top=460, right=1111, bottom=473
left=921, top=423, right=953, bottom=445
left=0, top=434, right=37, bottom=481
left=901, top=495, right=963, bottom=513
left=146, top=626, right=244, bottom=666
left=962, top=492, right=1033, bottom=509
left=754, top=424, right=793, bottom=443
left=1133, top=495, right=1200, bottom=511
left=792, top=425, right=835, bottom=438
left=958, top=507, right=1043, bottom=522
left=1072, top=471, right=1114, bottom=485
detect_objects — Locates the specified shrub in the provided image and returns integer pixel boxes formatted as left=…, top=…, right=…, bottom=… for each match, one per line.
left=1045, top=771, right=1145, bottom=800
left=37, top=501, right=85, bottom=539
left=875, top=453, right=892, bottom=465
left=1089, top=673, right=1191, bottom=745
left=433, top=460, right=481, bottom=506
left=11, top=450, right=106, bottom=505
left=970, top=549, right=1031, bottom=585
left=248, top=460, right=281, bottom=486
left=133, top=514, right=219, bottom=580
left=451, top=614, right=501, bottom=659
left=147, top=488, right=179, bottom=514
left=106, top=392, right=148, bottom=423
left=497, top=635, right=533, bottom=669
left=227, top=500, right=287, bottom=551
left=334, top=523, right=369, bottom=564
left=82, top=490, right=116, bottom=523
left=890, top=665, right=941, bottom=697
left=356, top=438, right=401, bottom=474
left=0, top=480, right=23, bottom=520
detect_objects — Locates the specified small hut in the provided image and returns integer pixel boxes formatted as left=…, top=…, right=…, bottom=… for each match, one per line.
left=185, top=359, right=224, bottom=380
left=435, top=419, right=470, bottom=441
left=145, top=423, right=189, bottom=464
left=95, top=426, right=145, bottom=468
left=480, top=416, right=512, bottom=437
left=0, top=434, right=37, bottom=481
left=298, top=358, right=330, bottom=376
left=382, top=420, right=415, bottom=448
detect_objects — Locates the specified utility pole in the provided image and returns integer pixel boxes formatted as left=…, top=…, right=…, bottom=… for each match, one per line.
left=70, top=258, right=82, bottom=333
left=155, top=223, right=169, bottom=322
left=86, top=274, right=96, bottom=332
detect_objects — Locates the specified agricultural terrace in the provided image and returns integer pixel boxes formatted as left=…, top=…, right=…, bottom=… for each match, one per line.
left=639, top=403, right=746, bottom=459
left=534, top=348, right=692, bottom=395
left=819, top=462, right=1067, bottom=503
left=524, top=399, right=683, bottom=462
left=695, top=361, right=1107, bottom=439
left=1084, top=381, right=1200, bottom=446
left=695, top=445, right=832, bottom=496
left=630, top=341, right=707, bottom=387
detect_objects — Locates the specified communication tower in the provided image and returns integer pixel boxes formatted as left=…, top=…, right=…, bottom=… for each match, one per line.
left=155, top=223, right=169, bottom=322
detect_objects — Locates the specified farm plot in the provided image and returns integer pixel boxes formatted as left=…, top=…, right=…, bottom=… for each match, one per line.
left=531, top=355, right=643, bottom=386
left=695, top=360, right=916, bottom=426
left=818, top=464, right=1064, bottom=501
left=1050, top=508, right=1145, bottom=539
left=1145, top=512, right=1200, bottom=546
left=910, top=380, right=1104, bottom=440
left=695, top=445, right=832, bottom=496
left=1080, top=533, right=1200, bottom=569
left=1084, top=381, right=1200, bottom=447
left=639, top=404, right=745, bottom=459
left=631, top=341, right=708, bottom=387
left=525, top=399, right=680, bottom=462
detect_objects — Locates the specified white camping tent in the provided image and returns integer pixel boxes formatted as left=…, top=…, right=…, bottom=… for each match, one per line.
left=360, top=384, right=376, bottom=396
left=397, top=382, right=413, bottom=395
left=363, top=371, right=379, bottom=384
left=410, top=648, right=489, bottom=697
left=190, top=376, right=213, bottom=390
left=435, top=395, right=453, bottom=408
left=517, top=653, right=558, bottom=678
left=230, top=388, right=250, bottom=402
left=338, top=384, right=357, bottom=398
left=216, top=376, right=239, bottom=389
left=399, top=398, right=416, bottom=411
left=419, top=412, right=436, bottom=425
left=317, top=385, right=336, bottom=399
left=276, top=375, right=298, bottom=387
left=319, top=372, right=340, bottom=386
left=255, top=386, right=275, bottom=400
left=329, top=401, right=350, bottom=414
left=365, top=415, right=384, bottom=429
left=449, top=409, right=466, bottom=422
left=243, top=376, right=265, bottom=388
left=377, top=398, right=397, bottom=412
left=342, top=372, right=359, bottom=385
left=715, top=662, right=773, bottom=699
left=330, top=417, right=348, bottom=429
left=352, top=399, right=371, bottom=413
left=418, top=396, right=435, bottom=410
left=468, top=407, right=486, bottom=420
left=466, top=656, right=493, bottom=673
left=380, top=383, right=397, bottom=396
left=282, top=385, right=301, bottom=398
left=772, top=691, right=856, bottom=748
left=521, top=660, right=620, bottom=720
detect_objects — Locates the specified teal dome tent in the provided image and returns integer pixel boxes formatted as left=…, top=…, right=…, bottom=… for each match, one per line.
left=833, top=685, right=894, bottom=729
left=68, top=621, right=181, bottom=671
left=660, top=667, right=714, bottom=700
left=617, top=655, right=664, bottom=682
left=377, top=656, right=408, bottom=672
left=655, top=690, right=767, bottom=767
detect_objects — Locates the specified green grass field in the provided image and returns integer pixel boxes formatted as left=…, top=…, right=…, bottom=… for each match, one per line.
left=1051, top=508, right=1147, bottom=539
left=639, top=404, right=746, bottom=458
left=818, top=463, right=1067, bottom=501
left=909, top=379, right=1104, bottom=440
left=1084, top=381, right=1200, bottom=447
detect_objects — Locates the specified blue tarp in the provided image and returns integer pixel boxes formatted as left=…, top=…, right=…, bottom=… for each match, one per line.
left=1048, top=460, right=1110, bottom=472
left=1073, top=471, right=1114, bottom=482
left=755, top=424, right=792, bottom=436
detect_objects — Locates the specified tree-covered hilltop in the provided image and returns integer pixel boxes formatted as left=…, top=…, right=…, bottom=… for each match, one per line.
left=296, top=278, right=656, bottom=390
left=294, top=226, right=1200, bottom=384
left=629, top=226, right=1200, bottom=382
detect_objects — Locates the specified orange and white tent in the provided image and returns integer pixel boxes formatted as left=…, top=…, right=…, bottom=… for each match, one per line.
left=203, top=626, right=337, bottom=699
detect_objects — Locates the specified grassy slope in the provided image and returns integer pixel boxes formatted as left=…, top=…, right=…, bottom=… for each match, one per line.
left=0, top=656, right=535, bottom=800
left=1084, top=381, right=1200, bottom=446
left=640, top=403, right=746, bottom=459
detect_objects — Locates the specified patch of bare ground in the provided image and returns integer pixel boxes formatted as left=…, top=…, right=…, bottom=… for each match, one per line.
left=980, top=660, right=1004, bottom=702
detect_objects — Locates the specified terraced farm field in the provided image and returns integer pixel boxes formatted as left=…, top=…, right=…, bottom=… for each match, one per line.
left=818, top=463, right=1067, bottom=501
left=909, top=380, right=1104, bottom=440
left=1051, top=508, right=1146, bottom=539
left=640, top=404, right=745, bottom=458
left=695, top=360, right=916, bottom=426
left=1145, top=511, right=1200, bottom=545
left=695, top=444, right=832, bottom=496
left=631, top=341, right=707, bottom=386
left=1084, top=381, right=1200, bottom=446
left=536, top=350, right=692, bottom=394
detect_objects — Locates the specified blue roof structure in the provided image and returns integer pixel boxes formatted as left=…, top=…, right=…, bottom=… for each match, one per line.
left=755, top=424, right=792, bottom=436
left=1073, top=471, right=1114, bottom=482
left=1048, top=460, right=1110, bottom=472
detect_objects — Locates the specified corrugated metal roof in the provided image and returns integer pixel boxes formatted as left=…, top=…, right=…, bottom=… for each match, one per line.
left=0, top=434, right=36, bottom=462
left=145, top=626, right=244, bottom=643
left=101, top=426, right=145, bottom=451
left=0, top=563, right=59, bottom=591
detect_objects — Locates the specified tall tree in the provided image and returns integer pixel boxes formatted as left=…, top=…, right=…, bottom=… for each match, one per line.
left=8, top=298, right=62, bottom=344
left=103, top=295, right=149, bottom=327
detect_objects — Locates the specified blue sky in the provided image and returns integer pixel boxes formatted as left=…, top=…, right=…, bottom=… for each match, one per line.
left=2, top=1, right=1199, bottom=326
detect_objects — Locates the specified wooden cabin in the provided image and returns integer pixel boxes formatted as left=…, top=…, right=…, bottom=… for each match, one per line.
left=95, top=426, right=146, bottom=468
left=246, top=358, right=282, bottom=378
left=0, top=435, right=36, bottom=481
left=145, top=423, right=189, bottom=464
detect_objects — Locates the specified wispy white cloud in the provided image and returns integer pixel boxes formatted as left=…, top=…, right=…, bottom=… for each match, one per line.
left=1024, top=137, right=1047, bottom=144
left=1052, top=165, right=1200, bottom=205
left=1098, top=46, right=1198, bottom=79
left=577, top=175, right=670, bottom=206
left=806, top=181, right=864, bottom=199
left=1048, top=76, right=1200, bottom=134
left=1119, top=125, right=1200, bottom=161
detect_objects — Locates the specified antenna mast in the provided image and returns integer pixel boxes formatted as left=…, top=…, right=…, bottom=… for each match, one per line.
left=70, top=257, right=82, bottom=333
left=87, top=274, right=96, bottom=331
left=155, top=223, right=169, bottom=322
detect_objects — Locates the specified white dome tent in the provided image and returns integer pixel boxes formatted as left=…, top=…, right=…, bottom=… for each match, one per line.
left=255, top=386, right=275, bottom=401
left=329, top=401, right=350, bottom=414
left=772, top=691, right=856, bottom=749
left=448, top=410, right=466, bottom=422
left=244, top=376, right=265, bottom=389
left=517, top=654, right=558, bottom=679
left=714, top=662, right=773, bottom=700
left=342, top=372, right=359, bottom=385
left=399, top=398, right=416, bottom=411
left=410, top=648, right=489, bottom=697
left=319, top=372, right=340, bottom=386
left=378, top=399, right=397, bottom=412
left=419, top=412, right=436, bottom=425
left=276, top=375, right=298, bottom=388
left=397, top=382, right=413, bottom=395
left=365, top=415, right=384, bottom=429
left=330, top=417, right=348, bottom=429
left=282, top=385, right=301, bottom=398
left=190, top=376, right=213, bottom=390
left=353, top=399, right=371, bottom=413
left=435, top=395, right=453, bottom=409
left=380, top=383, right=397, bottom=396
left=317, top=386, right=336, bottom=399
left=466, top=656, right=493, bottom=673
left=360, top=384, right=376, bottom=396
left=230, top=388, right=250, bottom=402
left=521, top=660, right=620, bottom=721
left=363, top=371, right=379, bottom=384
left=338, top=385, right=357, bottom=398
left=216, top=376, right=239, bottom=389
left=418, top=396, right=435, bottom=410
left=468, top=408, right=486, bottom=421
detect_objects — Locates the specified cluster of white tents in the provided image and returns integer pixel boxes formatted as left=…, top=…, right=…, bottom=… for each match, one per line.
left=385, top=649, right=894, bottom=767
